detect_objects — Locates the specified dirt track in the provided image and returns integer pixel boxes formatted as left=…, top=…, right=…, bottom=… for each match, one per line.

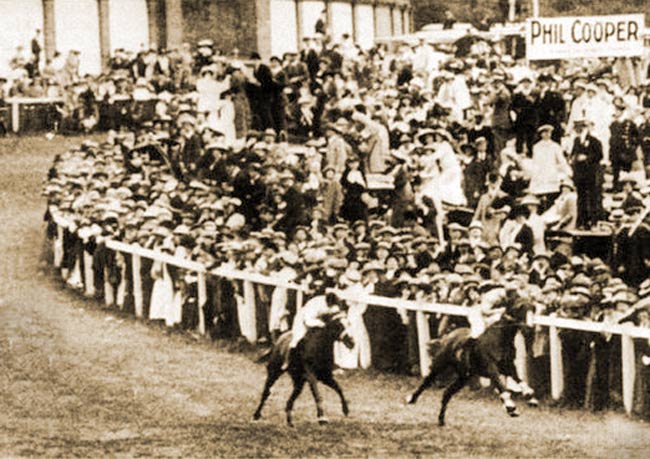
left=1, top=135, right=649, bottom=458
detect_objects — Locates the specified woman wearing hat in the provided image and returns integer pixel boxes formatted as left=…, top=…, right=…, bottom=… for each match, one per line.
left=417, top=128, right=467, bottom=208
left=325, top=118, right=352, bottom=177
left=542, top=178, right=578, bottom=231
left=527, top=124, right=571, bottom=205
left=340, top=156, right=368, bottom=223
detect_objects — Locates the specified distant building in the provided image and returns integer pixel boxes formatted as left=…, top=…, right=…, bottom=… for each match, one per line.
left=0, top=0, right=412, bottom=76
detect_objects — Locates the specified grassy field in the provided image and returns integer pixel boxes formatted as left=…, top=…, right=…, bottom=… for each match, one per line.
left=0, top=133, right=649, bottom=458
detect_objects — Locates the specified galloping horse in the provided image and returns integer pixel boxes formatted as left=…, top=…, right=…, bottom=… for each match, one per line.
left=253, top=311, right=355, bottom=426
left=406, top=300, right=537, bottom=426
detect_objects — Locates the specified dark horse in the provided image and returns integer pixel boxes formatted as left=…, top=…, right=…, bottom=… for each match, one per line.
left=406, top=300, right=538, bottom=426
left=253, top=311, right=355, bottom=426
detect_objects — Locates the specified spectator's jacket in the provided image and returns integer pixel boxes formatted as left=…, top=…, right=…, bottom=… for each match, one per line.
left=610, top=118, right=640, bottom=166
left=571, top=134, right=603, bottom=185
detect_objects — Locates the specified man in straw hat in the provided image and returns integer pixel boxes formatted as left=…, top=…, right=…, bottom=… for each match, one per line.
left=570, top=118, right=604, bottom=229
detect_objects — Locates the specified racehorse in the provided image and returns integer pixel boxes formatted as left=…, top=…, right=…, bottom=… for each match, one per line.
left=253, top=311, right=355, bottom=426
left=406, top=300, right=537, bottom=426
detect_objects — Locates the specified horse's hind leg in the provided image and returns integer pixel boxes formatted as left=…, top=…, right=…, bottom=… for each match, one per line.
left=438, top=375, right=467, bottom=427
left=253, top=365, right=282, bottom=420
left=321, top=375, right=349, bottom=416
left=285, top=375, right=306, bottom=427
left=406, top=356, right=448, bottom=405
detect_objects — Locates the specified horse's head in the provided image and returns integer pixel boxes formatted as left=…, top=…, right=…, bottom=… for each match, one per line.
left=503, top=298, right=534, bottom=327
left=323, top=311, right=355, bottom=350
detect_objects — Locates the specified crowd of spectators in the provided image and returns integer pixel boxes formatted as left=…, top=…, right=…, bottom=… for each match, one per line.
left=42, top=26, right=650, bottom=416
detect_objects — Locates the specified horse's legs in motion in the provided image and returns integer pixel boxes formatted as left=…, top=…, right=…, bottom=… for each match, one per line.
left=253, top=364, right=283, bottom=420
left=285, top=374, right=306, bottom=427
left=500, top=357, right=539, bottom=407
left=484, top=360, right=519, bottom=417
left=305, top=370, right=328, bottom=424
left=321, top=374, right=349, bottom=416
left=406, top=355, right=447, bottom=405
left=438, top=374, right=468, bottom=426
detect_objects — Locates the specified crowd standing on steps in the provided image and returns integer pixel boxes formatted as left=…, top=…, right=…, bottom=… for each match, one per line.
left=41, top=30, right=650, bottom=418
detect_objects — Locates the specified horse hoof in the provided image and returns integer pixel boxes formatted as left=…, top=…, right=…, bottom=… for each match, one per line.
left=405, top=394, right=416, bottom=405
left=252, top=413, right=261, bottom=421
left=343, top=406, right=349, bottom=417
left=527, top=398, right=539, bottom=407
left=438, top=419, right=445, bottom=427
left=507, top=407, right=520, bottom=418
left=318, top=416, right=329, bottom=425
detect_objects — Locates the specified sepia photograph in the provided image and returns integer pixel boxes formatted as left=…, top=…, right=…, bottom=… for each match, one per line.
left=1, top=0, right=650, bottom=457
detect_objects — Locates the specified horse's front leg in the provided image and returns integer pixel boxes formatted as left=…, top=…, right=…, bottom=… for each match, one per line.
left=438, top=374, right=467, bottom=427
left=305, top=370, right=327, bottom=424
left=285, top=375, right=305, bottom=427
left=486, top=360, right=519, bottom=417
left=321, top=374, right=349, bottom=416
left=501, top=357, right=539, bottom=407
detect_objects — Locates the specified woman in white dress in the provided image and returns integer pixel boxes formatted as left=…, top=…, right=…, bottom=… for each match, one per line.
left=149, top=238, right=176, bottom=324
left=334, top=270, right=371, bottom=370
left=418, top=129, right=467, bottom=207
left=268, top=252, right=299, bottom=339
left=197, top=66, right=236, bottom=143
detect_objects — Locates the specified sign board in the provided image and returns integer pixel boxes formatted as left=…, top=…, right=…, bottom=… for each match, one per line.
left=526, top=14, right=644, bottom=60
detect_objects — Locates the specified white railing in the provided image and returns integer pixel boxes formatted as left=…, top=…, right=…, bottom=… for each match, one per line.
left=48, top=207, right=650, bottom=415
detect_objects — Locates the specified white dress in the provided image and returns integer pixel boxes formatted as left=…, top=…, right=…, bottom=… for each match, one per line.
left=525, top=139, right=571, bottom=195
left=334, top=283, right=372, bottom=369
left=418, top=141, right=467, bottom=206
left=149, top=260, right=174, bottom=322
left=268, top=267, right=297, bottom=334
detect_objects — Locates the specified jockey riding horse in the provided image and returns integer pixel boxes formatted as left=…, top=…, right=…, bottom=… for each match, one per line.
left=406, top=281, right=538, bottom=426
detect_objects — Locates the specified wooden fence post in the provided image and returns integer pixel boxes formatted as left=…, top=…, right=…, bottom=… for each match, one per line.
left=83, top=249, right=95, bottom=297
left=103, top=265, right=113, bottom=307
left=296, top=288, right=304, bottom=311
left=416, top=310, right=431, bottom=376
left=621, top=331, right=636, bottom=415
left=132, top=254, right=143, bottom=318
left=197, top=272, right=206, bottom=335
left=242, top=280, right=257, bottom=343
left=54, top=225, right=64, bottom=268
left=549, top=323, right=564, bottom=400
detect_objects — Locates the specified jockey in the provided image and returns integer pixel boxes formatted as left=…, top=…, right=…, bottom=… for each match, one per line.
left=461, top=280, right=520, bottom=374
left=282, top=289, right=344, bottom=370
left=467, top=281, right=518, bottom=338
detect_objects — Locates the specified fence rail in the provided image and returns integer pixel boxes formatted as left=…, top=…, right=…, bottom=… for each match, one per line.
left=48, top=207, right=650, bottom=416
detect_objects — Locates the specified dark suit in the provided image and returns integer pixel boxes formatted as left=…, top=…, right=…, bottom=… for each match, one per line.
left=511, top=90, right=539, bottom=156
left=274, top=187, right=307, bottom=237
left=537, top=89, right=566, bottom=142
left=179, top=134, right=202, bottom=181
left=571, top=134, right=604, bottom=228
left=610, top=118, right=639, bottom=190
left=248, top=64, right=275, bottom=131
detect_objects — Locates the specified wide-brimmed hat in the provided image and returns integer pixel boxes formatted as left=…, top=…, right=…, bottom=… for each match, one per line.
left=416, top=128, right=436, bottom=144
left=520, top=195, right=540, bottom=207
